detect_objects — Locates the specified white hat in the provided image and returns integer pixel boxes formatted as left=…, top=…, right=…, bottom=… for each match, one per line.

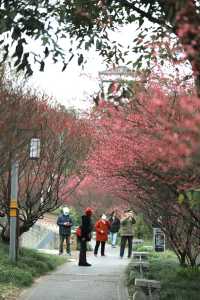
left=101, top=214, right=107, bottom=220
left=63, top=207, right=69, bottom=215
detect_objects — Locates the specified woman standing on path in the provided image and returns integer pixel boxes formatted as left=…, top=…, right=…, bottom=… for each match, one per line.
left=78, top=207, right=93, bottom=266
left=109, top=210, right=120, bottom=248
left=94, top=214, right=110, bottom=256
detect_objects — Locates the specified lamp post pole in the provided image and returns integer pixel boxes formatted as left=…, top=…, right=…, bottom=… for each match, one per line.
left=9, top=137, right=40, bottom=263
left=9, top=160, right=19, bottom=263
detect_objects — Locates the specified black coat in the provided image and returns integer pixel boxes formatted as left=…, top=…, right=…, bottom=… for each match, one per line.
left=57, top=214, right=73, bottom=236
left=109, top=216, right=120, bottom=233
left=81, top=215, right=93, bottom=241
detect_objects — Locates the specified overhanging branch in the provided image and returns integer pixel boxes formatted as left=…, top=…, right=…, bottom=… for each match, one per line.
left=117, top=0, right=172, bottom=30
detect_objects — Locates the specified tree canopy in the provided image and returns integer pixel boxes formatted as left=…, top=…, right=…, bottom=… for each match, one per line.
left=0, top=0, right=200, bottom=83
left=84, top=65, right=200, bottom=265
left=0, top=72, right=92, bottom=241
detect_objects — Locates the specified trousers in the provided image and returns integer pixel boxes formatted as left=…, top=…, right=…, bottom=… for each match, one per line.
left=59, top=235, right=71, bottom=254
left=120, top=236, right=133, bottom=258
left=79, top=239, right=87, bottom=264
left=94, top=241, right=106, bottom=255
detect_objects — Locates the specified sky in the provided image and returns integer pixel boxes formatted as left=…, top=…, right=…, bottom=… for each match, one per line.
left=25, top=19, right=193, bottom=113
left=28, top=24, right=137, bottom=112
left=29, top=53, right=105, bottom=111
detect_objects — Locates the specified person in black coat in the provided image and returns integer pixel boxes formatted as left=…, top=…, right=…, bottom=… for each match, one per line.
left=57, top=207, right=73, bottom=255
left=109, top=210, right=120, bottom=248
left=78, top=207, right=93, bottom=266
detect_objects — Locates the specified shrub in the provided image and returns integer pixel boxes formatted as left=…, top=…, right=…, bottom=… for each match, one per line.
left=0, top=268, right=33, bottom=286
left=126, top=250, right=200, bottom=300
left=134, top=214, right=152, bottom=240
left=0, top=241, right=67, bottom=291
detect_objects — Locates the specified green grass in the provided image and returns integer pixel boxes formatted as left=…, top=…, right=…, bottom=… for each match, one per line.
left=126, top=250, right=200, bottom=300
left=0, top=241, right=67, bottom=299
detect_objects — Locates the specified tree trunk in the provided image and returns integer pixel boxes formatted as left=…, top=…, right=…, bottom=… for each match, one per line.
left=179, top=253, right=187, bottom=267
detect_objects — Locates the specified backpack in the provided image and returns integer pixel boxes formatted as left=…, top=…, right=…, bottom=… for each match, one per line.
left=76, top=226, right=82, bottom=238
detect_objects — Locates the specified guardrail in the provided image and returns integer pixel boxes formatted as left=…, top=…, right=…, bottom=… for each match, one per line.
left=132, top=251, right=161, bottom=300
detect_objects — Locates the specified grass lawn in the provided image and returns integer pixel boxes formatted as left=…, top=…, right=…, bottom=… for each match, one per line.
left=0, top=241, right=67, bottom=300
left=126, top=250, right=200, bottom=300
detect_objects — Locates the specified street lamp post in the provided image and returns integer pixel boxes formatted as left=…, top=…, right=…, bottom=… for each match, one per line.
left=9, top=160, right=19, bottom=263
left=9, top=137, right=40, bottom=263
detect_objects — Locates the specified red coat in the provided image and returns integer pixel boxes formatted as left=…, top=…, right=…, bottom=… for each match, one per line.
left=95, top=219, right=110, bottom=241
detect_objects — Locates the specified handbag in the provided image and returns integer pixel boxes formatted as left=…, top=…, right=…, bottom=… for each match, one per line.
left=76, top=226, right=82, bottom=238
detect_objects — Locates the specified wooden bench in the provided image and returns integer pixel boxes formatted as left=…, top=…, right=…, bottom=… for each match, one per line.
left=132, top=251, right=149, bottom=261
left=131, top=261, right=149, bottom=276
left=133, top=278, right=161, bottom=300
left=132, top=239, right=144, bottom=249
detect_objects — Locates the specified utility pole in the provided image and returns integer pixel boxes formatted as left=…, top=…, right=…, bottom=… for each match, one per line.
left=9, top=160, right=19, bottom=263
left=9, top=137, right=40, bottom=263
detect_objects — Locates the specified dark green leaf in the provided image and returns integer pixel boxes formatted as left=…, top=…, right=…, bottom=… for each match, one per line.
left=78, top=54, right=83, bottom=65
left=62, top=63, right=67, bottom=72
left=39, top=60, right=45, bottom=71
left=11, top=26, right=21, bottom=40
left=44, top=46, right=49, bottom=58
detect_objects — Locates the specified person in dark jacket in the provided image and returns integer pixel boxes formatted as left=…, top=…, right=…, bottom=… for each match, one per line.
left=109, top=210, right=120, bottom=248
left=57, top=207, right=73, bottom=256
left=119, top=209, right=136, bottom=258
left=78, top=207, right=93, bottom=266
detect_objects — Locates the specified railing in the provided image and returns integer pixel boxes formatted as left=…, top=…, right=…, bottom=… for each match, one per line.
left=131, top=251, right=161, bottom=300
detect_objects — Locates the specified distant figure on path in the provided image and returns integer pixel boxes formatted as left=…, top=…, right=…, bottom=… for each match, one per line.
left=78, top=207, right=93, bottom=266
left=57, top=207, right=73, bottom=256
left=119, top=209, right=136, bottom=259
left=94, top=214, right=110, bottom=256
left=109, top=210, right=120, bottom=248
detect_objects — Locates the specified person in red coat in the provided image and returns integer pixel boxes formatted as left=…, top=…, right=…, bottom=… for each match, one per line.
left=94, top=214, right=110, bottom=256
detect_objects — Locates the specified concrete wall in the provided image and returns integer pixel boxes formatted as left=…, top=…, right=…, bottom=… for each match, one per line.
left=20, top=223, right=77, bottom=250
left=20, top=224, right=60, bottom=250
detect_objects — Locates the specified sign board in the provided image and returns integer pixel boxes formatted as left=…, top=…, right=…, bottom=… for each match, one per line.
left=30, top=138, right=40, bottom=159
left=153, top=228, right=165, bottom=252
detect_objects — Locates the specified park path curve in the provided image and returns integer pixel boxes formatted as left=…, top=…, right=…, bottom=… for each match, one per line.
left=19, top=244, right=129, bottom=300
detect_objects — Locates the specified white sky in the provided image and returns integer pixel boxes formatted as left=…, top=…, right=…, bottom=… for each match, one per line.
left=28, top=21, right=191, bottom=111
left=28, top=24, right=137, bottom=111
left=29, top=54, right=104, bottom=111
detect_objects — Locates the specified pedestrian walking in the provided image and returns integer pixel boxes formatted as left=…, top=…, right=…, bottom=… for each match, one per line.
left=119, top=209, right=136, bottom=258
left=109, top=210, right=120, bottom=248
left=57, top=207, right=73, bottom=256
left=94, top=214, right=110, bottom=256
left=78, top=207, right=93, bottom=266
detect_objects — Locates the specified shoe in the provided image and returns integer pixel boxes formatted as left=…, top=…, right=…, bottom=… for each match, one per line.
left=66, top=252, right=71, bottom=256
left=78, top=262, right=92, bottom=266
left=94, top=254, right=97, bottom=257
left=59, top=252, right=63, bottom=256
left=127, top=256, right=131, bottom=259
left=120, top=256, right=123, bottom=259
left=101, top=254, right=105, bottom=256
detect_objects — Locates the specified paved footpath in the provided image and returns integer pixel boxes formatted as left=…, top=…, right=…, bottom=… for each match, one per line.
left=19, top=244, right=129, bottom=300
